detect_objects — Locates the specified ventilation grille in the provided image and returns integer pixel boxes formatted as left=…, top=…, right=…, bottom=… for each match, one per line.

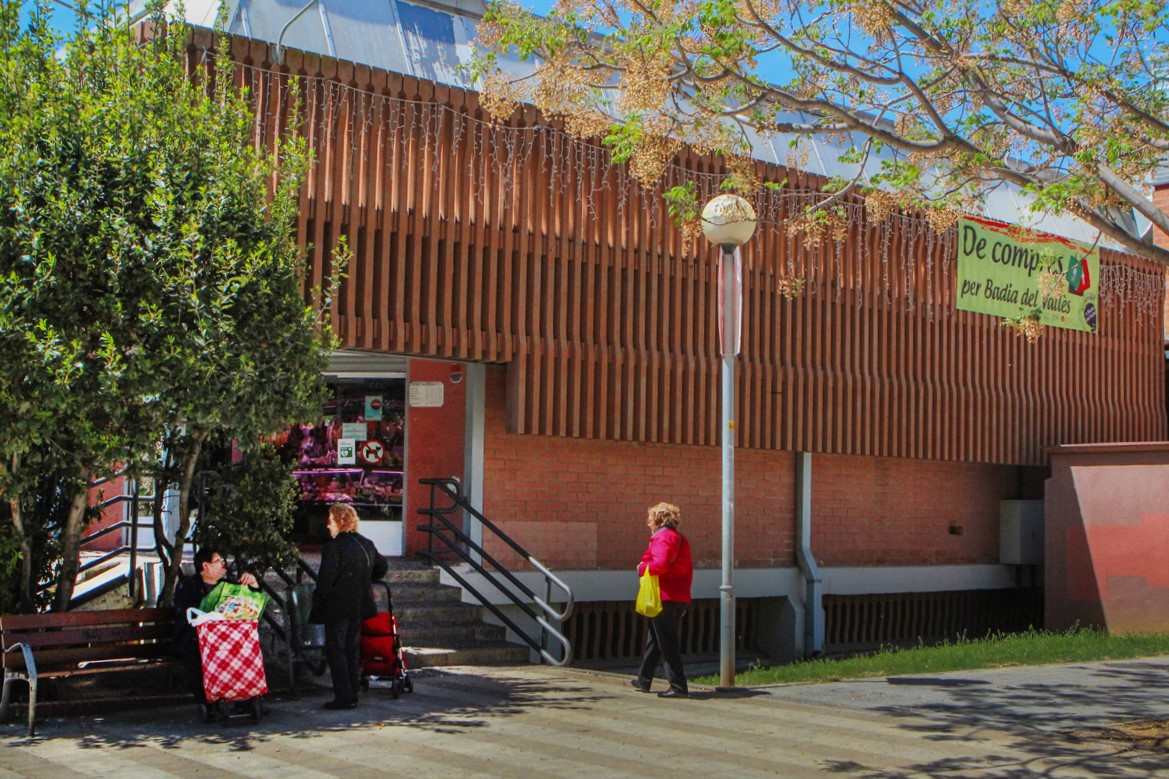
left=565, top=598, right=759, bottom=663
left=824, top=588, right=1043, bottom=654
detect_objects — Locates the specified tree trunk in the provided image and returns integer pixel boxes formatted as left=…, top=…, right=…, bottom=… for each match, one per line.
left=152, top=476, right=172, bottom=570
left=52, top=466, right=93, bottom=612
left=160, top=430, right=205, bottom=606
left=3, top=454, right=36, bottom=612
left=152, top=448, right=176, bottom=605
left=8, top=495, right=35, bottom=613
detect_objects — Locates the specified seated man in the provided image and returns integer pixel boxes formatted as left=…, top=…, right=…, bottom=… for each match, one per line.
left=173, top=548, right=260, bottom=704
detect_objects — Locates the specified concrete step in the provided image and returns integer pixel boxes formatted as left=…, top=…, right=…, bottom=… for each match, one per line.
left=403, top=641, right=531, bottom=668
left=70, top=562, right=136, bottom=610
left=399, top=620, right=508, bottom=646
left=266, top=556, right=535, bottom=667
left=76, top=554, right=123, bottom=583
left=382, top=566, right=440, bottom=584
left=393, top=603, right=482, bottom=624
left=389, top=581, right=463, bottom=604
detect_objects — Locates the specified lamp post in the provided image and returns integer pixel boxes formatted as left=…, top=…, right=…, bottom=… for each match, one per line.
left=701, top=193, right=757, bottom=690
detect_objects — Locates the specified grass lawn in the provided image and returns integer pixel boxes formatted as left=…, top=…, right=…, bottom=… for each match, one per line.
left=692, top=628, right=1169, bottom=687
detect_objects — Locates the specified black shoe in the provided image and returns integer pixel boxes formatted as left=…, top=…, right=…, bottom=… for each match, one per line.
left=657, top=688, right=688, bottom=699
left=323, top=700, right=358, bottom=710
left=630, top=678, right=651, bottom=693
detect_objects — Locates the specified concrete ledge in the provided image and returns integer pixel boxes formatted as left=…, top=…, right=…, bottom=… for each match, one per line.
left=824, top=564, right=1019, bottom=595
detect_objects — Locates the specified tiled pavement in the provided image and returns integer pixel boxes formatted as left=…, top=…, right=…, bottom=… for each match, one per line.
left=1, top=657, right=1168, bottom=778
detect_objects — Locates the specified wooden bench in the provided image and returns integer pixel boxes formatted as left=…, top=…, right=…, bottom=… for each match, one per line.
left=0, top=608, right=179, bottom=736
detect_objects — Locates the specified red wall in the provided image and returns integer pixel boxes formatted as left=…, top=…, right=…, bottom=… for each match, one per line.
left=1154, top=183, right=1169, bottom=340
left=481, top=366, right=1014, bottom=571
left=83, top=475, right=130, bottom=553
left=1046, top=443, right=1169, bottom=633
left=404, top=359, right=467, bottom=555
left=811, top=455, right=1015, bottom=566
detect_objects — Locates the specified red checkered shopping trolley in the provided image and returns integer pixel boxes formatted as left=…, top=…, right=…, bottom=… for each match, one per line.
left=194, top=614, right=267, bottom=723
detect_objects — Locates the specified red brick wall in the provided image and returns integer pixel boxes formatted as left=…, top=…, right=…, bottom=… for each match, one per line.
left=810, top=454, right=1015, bottom=566
left=481, top=366, right=1014, bottom=571
left=1155, top=185, right=1169, bottom=248
left=483, top=365, right=795, bottom=570
left=1154, top=184, right=1169, bottom=340
left=404, top=359, right=467, bottom=555
left=1150, top=183, right=1169, bottom=341
left=83, top=475, right=130, bottom=553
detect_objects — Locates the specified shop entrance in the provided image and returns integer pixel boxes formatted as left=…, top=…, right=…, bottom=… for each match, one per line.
left=279, top=376, right=407, bottom=554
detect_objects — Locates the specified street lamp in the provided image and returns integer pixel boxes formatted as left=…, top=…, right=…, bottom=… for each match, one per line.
left=701, top=193, right=757, bottom=690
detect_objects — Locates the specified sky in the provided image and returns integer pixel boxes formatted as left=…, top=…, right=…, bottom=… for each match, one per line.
left=19, top=1, right=76, bottom=34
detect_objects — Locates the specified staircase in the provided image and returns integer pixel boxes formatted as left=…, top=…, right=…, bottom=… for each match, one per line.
left=68, top=553, right=163, bottom=610
left=386, top=559, right=531, bottom=667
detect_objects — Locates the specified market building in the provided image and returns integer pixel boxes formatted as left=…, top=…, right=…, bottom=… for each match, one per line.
left=136, top=0, right=1166, bottom=662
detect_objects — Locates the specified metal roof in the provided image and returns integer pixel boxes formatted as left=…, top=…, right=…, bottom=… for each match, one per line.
left=136, top=0, right=1133, bottom=247
left=132, top=0, right=511, bottom=88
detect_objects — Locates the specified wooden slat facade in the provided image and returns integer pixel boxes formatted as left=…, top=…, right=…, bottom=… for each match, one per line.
left=217, top=34, right=1167, bottom=467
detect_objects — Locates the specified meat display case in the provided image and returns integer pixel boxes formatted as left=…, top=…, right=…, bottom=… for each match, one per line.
left=291, top=468, right=404, bottom=543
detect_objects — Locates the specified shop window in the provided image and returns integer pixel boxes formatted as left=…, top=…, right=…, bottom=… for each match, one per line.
left=269, top=379, right=405, bottom=543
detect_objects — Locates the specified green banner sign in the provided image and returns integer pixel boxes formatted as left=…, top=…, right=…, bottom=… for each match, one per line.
left=956, top=217, right=1100, bottom=333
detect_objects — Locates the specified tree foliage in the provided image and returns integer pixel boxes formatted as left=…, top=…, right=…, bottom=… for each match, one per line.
left=194, top=444, right=301, bottom=580
left=474, top=0, right=1169, bottom=263
left=0, top=1, right=336, bottom=610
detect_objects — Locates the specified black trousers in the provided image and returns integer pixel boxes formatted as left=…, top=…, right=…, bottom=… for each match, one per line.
left=324, top=618, right=362, bottom=704
left=637, top=600, right=687, bottom=693
left=177, top=641, right=206, bottom=704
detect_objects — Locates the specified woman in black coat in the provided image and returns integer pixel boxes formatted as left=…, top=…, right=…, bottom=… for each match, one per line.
left=311, top=504, right=389, bottom=709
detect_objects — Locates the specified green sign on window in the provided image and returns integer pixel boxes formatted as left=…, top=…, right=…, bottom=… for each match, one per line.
left=956, top=217, right=1099, bottom=333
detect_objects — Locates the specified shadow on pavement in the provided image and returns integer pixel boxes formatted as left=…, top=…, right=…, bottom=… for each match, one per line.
left=1, top=667, right=604, bottom=753
left=808, top=659, right=1169, bottom=778
left=886, top=677, right=990, bottom=688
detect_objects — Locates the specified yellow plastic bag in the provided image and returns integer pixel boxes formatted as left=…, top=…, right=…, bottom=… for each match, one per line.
left=635, top=568, right=662, bottom=617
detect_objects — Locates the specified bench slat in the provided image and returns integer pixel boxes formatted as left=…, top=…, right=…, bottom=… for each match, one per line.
left=4, top=641, right=175, bottom=672
left=33, top=657, right=184, bottom=680
left=1, top=623, right=172, bottom=651
left=0, top=608, right=173, bottom=631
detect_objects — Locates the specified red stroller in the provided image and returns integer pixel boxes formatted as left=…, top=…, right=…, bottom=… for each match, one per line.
left=360, top=580, right=413, bottom=698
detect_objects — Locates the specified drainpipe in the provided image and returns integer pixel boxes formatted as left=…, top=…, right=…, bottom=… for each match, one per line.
left=463, top=363, right=485, bottom=565
left=793, top=452, right=824, bottom=656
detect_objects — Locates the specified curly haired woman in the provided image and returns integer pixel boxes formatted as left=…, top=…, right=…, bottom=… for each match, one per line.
left=310, top=504, right=388, bottom=709
left=631, top=502, right=693, bottom=698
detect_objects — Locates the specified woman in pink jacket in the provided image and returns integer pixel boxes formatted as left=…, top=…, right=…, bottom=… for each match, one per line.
left=632, top=502, right=693, bottom=698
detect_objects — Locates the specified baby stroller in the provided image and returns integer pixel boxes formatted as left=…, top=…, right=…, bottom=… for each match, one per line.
left=360, top=580, right=413, bottom=698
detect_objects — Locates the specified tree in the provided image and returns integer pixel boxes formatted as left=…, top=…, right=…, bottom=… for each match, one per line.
left=0, top=1, right=336, bottom=610
left=473, top=0, right=1169, bottom=264
left=194, top=444, right=302, bottom=583
left=0, top=470, right=68, bottom=614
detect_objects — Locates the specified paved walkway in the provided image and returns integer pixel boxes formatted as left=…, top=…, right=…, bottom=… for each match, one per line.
left=2, top=657, right=1168, bottom=778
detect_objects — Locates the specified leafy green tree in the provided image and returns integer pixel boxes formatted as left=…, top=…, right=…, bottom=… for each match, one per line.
left=0, top=1, right=336, bottom=610
left=474, top=0, right=1169, bottom=264
left=0, top=470, right=68, bottom=613
left=194, top=444, right=301, bottom=583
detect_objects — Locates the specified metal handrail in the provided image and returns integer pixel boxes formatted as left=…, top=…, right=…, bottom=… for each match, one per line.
left=417, top=477, right=574, bottom=666
left=35, top=470, right=156, bottom=599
